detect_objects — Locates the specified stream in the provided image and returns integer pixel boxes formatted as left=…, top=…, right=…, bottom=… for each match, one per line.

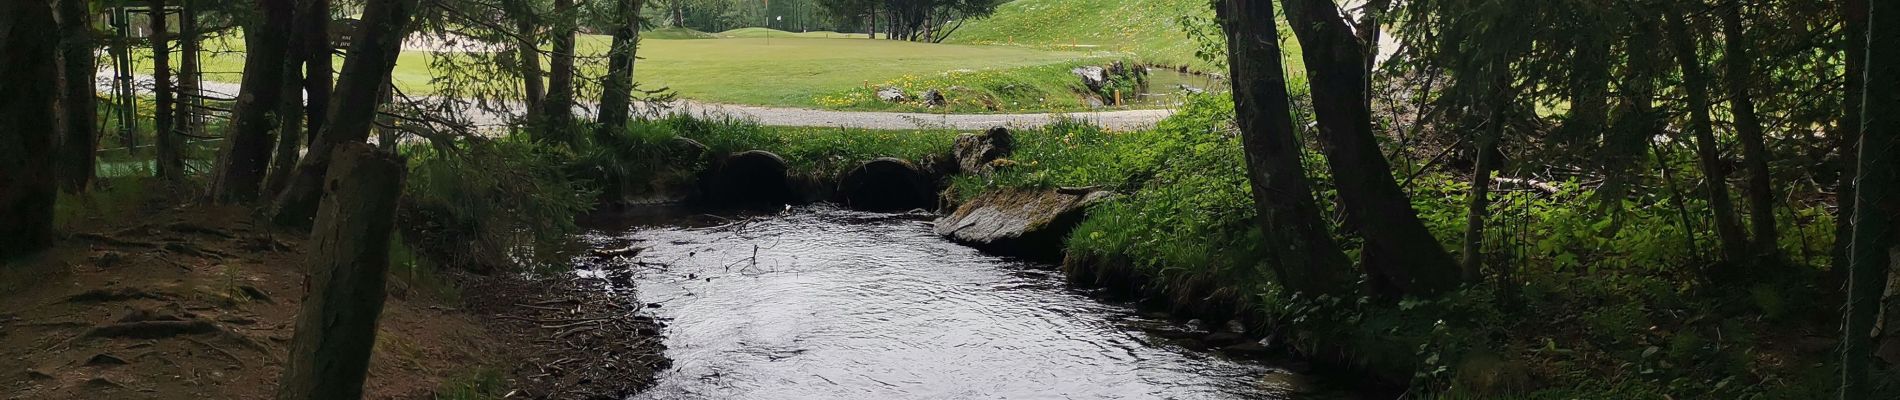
left=577, top=206, right=1334, bottom=399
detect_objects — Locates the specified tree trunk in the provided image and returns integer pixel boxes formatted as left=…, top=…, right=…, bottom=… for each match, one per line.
left=270, top=0, right=419, bottom=229
left=1216, top=0, right=1351, bottom=297
left=1279, top=0, right=1461, bottom=298
left=543, top=0, right=577, bottom=135
left=302, top=0, right=332, bottom=146
left=0, top=0, right=62, bottom=259
left=56, top=0, right=99, bottom=193
left=503, top=0, right=544, bottom=121
left=1599, top=16, right=1668, bottom=223
left=175, top=0, right=200, bottom=139
left=375, top=77, right=395, bottom=151
left=273, top=142, right=405, bottom=400
left=597, top=0, right=644, bottom=138
left=1833, top=0, right=1869, bottom=292
left=1664, top=10, right=1751, bottom=269
left=209, top=0, right=295, bottom=203
left=1561, top=35, right=1612, bottom=150
left=151, top=0, right=183, bottom=181
left=1718, top=2, right=1778, bottom=258
left=265, top=61, right=305, bottom=197
left=1842, top=1, right=1899, bottom=397
left=1462, top=113, right=1502, bottom=283
left=111, top=9, right=137, bottom=150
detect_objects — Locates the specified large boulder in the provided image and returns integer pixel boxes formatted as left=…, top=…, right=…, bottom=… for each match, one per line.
left=1071, top=66, right=1108, bottom=91
left=706, top=150, right=795, bottom=207
left=934, top=188, right=1114, bottom=261
left=838, top=158, right=935, bottom=212
left=953, top=127, right=1014, bottom=174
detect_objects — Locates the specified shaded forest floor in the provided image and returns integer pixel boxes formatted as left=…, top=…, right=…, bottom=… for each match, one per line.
left=0, top=184, right=666, bottom=399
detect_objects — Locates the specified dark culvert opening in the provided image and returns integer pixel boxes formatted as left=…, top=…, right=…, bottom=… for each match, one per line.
left=708, top=150, right=796, bottom=208
left=838, top=157, right=934, bottom=212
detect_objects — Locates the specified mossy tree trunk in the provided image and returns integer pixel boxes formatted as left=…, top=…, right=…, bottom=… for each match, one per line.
left=1279, top=0, right=1462, bottom=298
left=209, top=0, right=295, bottom=203
left=270, top=0, right=419, bottom=229
left=1842, top=1, right=1900, bottom=397
left=1215, top=0, right=1351, bottom=297
left=56, top=0, right=99, bottom=193
left=274, top=142, right=406, bottom=400
left=0, top=0, right=62, bottom=259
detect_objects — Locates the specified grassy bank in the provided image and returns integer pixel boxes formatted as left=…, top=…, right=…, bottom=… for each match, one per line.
left=944, top=94, right=1850, bottom=398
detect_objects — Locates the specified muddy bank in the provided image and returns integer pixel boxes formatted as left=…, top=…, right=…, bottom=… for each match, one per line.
left=0, top=192, right=666, bottom=399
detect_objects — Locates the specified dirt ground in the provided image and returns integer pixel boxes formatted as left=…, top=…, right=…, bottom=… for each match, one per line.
left=0, top=195, right=665, bottom=399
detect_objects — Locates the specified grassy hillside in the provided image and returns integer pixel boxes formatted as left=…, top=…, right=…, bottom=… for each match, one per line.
left=945, top=0, right=1218, bottom=71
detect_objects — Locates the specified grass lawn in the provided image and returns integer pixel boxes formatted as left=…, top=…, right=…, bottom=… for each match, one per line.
left=945, top=0, right=1221, bottom=72
left=157, top=30, right=1087, bottom=109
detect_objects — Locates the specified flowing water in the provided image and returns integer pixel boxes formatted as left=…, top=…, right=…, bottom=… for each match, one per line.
left=579, top=206, right=1329, bottom=400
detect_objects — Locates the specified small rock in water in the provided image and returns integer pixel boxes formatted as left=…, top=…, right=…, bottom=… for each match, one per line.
left=1203, top=331, right=1247, bottom=347
left=1221, top=341, right=1273, bottom=358
left=1258, top=372, right=1317, bottom=393
left=646, top=303, right=663, bottom=308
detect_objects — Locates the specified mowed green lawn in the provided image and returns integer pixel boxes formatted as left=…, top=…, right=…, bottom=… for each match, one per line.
left=166, top=31, right=1084, bottom=108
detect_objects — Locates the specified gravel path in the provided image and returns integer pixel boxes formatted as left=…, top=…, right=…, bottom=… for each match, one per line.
left=102, top=73, right=1176, bottom=131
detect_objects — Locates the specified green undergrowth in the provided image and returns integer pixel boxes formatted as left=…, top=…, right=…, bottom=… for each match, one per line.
left=812, top=59, right=1146, bottom=113
left=398, top=136, right=596, bottom=274
left=433, top=367, right=509, bottom=400
left=950, top=93, right=1856, bottom=397
left=579, top=113, right=960, bottom=180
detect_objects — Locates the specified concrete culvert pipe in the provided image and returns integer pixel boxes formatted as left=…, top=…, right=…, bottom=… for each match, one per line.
left=838, top=157, right=934, bottom=212
left=709, top=150, right=795, bottom=207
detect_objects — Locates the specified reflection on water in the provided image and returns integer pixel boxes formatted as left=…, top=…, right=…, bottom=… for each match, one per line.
left=581, top=206, right=1316, bottom=400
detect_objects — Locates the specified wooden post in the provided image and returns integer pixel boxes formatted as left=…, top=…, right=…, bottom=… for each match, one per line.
left=275, top=142, right=406, bottom=400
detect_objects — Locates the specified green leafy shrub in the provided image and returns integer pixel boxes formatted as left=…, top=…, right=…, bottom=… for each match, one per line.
left=401, top=136, right=596, bottom=273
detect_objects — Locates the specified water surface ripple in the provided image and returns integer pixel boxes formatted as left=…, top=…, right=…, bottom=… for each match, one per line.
left=586, top=207, right=1298, bottom=400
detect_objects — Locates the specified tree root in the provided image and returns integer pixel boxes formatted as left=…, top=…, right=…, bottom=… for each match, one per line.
left=163, top=242, right=231, bottom=259
left=84, top=320, right=220, bottom=339
left=166, top=222, right=236, bottom=238
left=72, top=233, right=159, bottom=248
left=65, top=287, right=175, bottom=303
